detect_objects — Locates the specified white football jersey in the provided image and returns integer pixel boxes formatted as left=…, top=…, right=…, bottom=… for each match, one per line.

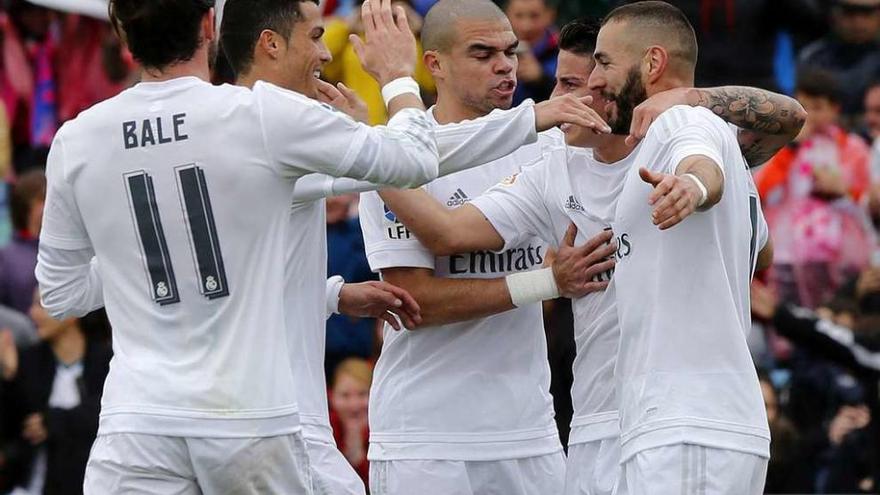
left=610, top=106, right=770, bottom=462
left=284, top=102, right=539, bottom=442
left=38, top=77, right=438, bottom=438
left=358, top=112, right=559, bottom=461
left=470, top=133, right=631, bottom=447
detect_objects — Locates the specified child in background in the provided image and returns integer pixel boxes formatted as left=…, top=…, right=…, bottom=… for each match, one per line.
left=329, top=358, right=372, bottom=484
left=756, top=68, right=875, bottom=307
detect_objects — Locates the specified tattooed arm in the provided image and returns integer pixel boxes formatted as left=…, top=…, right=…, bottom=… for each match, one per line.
left=692, top=87, right=807, bottom=166
left=628, top=87, right=807, bottom=167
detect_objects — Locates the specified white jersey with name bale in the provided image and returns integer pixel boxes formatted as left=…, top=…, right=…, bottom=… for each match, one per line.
left=609, top=105, right=770, bottom=462
left=37, top=77, right=438, bottom=439
left=470, top=132, right=632, bottom=446
left=358, top=113, right=558, bottom=461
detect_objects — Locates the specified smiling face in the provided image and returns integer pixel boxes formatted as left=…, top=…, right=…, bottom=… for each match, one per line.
left=429, top=17, right=519, bottom=115
left=588, top=20, right=648, bottom=135
left=553, top=49, right=613, bottom=148
left=275, top=1, right=331, bottom=98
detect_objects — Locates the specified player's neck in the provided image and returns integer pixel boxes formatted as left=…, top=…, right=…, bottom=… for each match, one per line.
left=593, top=136, right=633, bottom=165
left=432, top=97, right=488, bottom=125
left=51, top=327, right=86, bottom=366
left=141, top=53, right=211, bottom=84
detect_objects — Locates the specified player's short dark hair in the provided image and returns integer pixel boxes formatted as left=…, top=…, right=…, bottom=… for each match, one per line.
left=10, top=169, right=46, bottom=232
left=108, top=0, right=215, bottom=70
left=795, top=67, right=841, bottom=104
left=602, top=1, right=697, bottom=67
left=558, top=17, right=599, bottom=57
left=220, top=0, right=319, bottom=77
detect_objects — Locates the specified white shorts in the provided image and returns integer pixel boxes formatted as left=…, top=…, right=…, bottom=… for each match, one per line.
left=369, top=452, right=566, bottom=495
left=564, top=438, right=622, bottom=495
left=621, top=444, right=767, bottom=495
left=83, top=432, right=313, bottom=494
left=304, top=435, right=366, bottom=495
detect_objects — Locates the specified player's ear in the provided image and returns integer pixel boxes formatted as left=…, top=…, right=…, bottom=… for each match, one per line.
left=258, top=29, right=283, bottom=60
left=643, top=46, right=667, bottom=85
left=424, top=50, right=443, bottom=79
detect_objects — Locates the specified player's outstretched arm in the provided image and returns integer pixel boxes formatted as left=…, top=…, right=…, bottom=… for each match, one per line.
left=381, top=230, right=614, bottom=329
left=378, top=189, right=504, bottom=255
left=627, top=86, right=807, bottom=166
left=638, top=153, right=724, bottom=231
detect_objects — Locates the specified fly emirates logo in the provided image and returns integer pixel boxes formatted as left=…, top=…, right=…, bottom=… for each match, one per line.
left=594, top=227, right=632, bottom=282
left=448, top=245, right=545, bottom=275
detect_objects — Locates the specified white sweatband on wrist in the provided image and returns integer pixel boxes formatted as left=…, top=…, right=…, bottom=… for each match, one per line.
left=505, top=268, right=560, bottom=307
left=381, top=77, right=421, bottom=107
left=683, top=173, right=708, bottom=207
left=325, top=275, right=345, bottom=318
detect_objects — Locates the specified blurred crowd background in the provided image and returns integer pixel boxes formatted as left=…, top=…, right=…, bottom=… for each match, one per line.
left=0, top=0, right=879, bottom=493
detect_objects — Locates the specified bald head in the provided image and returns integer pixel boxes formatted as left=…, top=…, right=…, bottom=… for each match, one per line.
left=603, top=1, right=697, bottom=76
left=422, top=0, right=510, bottom=53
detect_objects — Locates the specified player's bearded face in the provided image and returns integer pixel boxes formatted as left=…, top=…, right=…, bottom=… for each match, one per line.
left=602, top=65, right=647, bottom=135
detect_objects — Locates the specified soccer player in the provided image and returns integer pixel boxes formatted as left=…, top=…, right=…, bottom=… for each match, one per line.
left=34, top=0, right=446, bottom=491
left=217, top=1, right=611, bottom=493
left=375, top=14, right=804, bottom=495
left=586, top=3, right=781, bottom=492
left=356, top=2, right=619, bottom=494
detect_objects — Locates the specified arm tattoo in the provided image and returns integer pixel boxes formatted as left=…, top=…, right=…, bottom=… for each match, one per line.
left=694, top=87, right=806, bottom=167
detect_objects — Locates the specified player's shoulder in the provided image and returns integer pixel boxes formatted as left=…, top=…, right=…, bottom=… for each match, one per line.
left=650, top=105, right=732, bottom=141
left=252, top=80, right=336, bottom=114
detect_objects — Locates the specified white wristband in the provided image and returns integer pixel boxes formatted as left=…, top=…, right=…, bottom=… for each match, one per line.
left=506, top=268, right=560, bottom=307
left=325, top=275, right=345, bottom=318
left=683, top=173, right=708, bottom=207
left=381, top=77, right=421, bottom=107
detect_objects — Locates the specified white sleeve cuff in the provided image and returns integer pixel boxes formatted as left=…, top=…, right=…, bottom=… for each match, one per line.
left=325, top=275, right=345, bottom=318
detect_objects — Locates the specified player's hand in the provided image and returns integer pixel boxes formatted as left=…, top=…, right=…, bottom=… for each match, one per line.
left=535, top=94, right=611, bottom=135
left=338, top=281, right=421, bottom=331
left=22, top=413, right=47, bottom=445
left=627, top=87, right=693, bottom=146
left=0, top=329, right=17, bottom=381
left=552, top=224, right=616, bottom=298
left=639, top=168, right=702, bottom=230
left=350, top=0, right=417, bottom=86
left=316, top=80, right=370, bottom=123
left=750, top=281, right=778, bottom=321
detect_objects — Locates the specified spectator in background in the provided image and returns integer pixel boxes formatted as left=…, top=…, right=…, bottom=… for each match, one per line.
left=0, top=292, right=111, bottom=495
left=756, top=69, right=874, bottom=308
left=0, top=169, right=44, bottom=316
left=752, top=281, right=880, bottom=493
left=760, top=372, right=814, bottom=494
left=322, top=0, right=436, bottom=124
left=6, top=0, right=55, bottom=159
left=325, top=195, right=378, bottom=377
left=800, top=0, right=880, bottom=118
left=329, top=358, right=371, bottom=485
left=504, top=0, right=558, bottom=104
left=653, top=0, right=827, bottom=92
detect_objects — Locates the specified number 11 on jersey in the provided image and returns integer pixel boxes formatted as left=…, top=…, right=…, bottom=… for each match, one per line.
left=125, top=165, right=230, bottom=306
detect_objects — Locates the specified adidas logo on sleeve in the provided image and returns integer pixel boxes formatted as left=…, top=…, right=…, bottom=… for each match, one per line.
left=447, top=188, right=471, bottom=207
